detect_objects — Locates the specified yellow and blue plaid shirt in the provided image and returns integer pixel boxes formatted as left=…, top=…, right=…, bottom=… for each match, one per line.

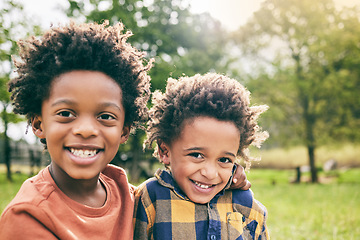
left=133, top=169, right=269, bottom=240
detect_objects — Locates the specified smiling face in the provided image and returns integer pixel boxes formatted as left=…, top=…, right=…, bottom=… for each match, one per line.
left=32, top=70, right=129, bottom=180
left=159, top=116, right=240, bottom=204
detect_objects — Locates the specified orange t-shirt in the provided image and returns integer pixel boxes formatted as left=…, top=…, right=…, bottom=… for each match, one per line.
left=0, top=164, right=135, bottom=240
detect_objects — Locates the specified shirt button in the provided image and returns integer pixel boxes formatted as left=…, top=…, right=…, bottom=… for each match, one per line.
left=210, top=235, right=216, bottom=240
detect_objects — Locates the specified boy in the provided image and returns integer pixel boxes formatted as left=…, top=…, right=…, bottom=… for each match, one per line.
left=134, top=73, right=270, bottom=239
left=0, top=21, right=250, bottom=239
left=0, top=20, right=152, bottom=239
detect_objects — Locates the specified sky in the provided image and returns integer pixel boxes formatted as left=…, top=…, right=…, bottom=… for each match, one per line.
left=6, top=0, right=360, bottom=142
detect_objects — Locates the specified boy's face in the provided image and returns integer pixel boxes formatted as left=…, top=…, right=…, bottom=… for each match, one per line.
left=160, top=116, right=240, bottom=204
left=33, top=70, right=129, bottom=180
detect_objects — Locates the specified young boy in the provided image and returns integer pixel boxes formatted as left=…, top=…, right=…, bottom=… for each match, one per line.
left=134, top=73, right=270, bottom=239
left=0, top=21, right=250, bottom=239
left=0, top=20, right=152, bottom=239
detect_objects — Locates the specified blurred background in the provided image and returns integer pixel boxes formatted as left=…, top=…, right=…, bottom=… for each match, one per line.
left=0, top=0, right=359, bottom=239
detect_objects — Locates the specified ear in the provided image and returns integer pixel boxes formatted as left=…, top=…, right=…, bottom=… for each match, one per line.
left=32, top=116, right=46, bottom=139
left=157, top=140, right=170, bottom=165
left=120, top=125, right=131, bottom=143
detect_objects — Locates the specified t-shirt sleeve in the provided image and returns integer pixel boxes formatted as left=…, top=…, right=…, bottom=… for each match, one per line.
left=0, top=204, right=58, bottom=240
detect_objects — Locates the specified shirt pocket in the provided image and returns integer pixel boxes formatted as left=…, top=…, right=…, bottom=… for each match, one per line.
left=226, top=212, right=244, bottom=239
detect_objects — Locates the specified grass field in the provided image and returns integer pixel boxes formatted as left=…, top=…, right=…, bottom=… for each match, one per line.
left=247, top=169, right=360, bottom=239
left=1, top=167, right=359, bottom=239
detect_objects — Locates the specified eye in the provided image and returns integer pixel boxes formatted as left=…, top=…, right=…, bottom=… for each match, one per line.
left=219, top=157, right=233, bottom=164
left=98, top=113, right=115, bottom=120
left=188, top=152, right=203, bottom=159
left=57, top=110, right=75, bottom=118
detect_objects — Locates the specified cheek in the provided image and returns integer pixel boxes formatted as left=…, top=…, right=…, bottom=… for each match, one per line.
left=106, top=130, right=123, bottom=144
left=171, top=162, right=193, bottom=176
left=220, top=168, right=233, bottom=181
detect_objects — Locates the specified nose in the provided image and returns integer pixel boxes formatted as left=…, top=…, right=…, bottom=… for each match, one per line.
left=72, top=116, right=99, bottom=138
left=200, top=162, right=219, bottom=180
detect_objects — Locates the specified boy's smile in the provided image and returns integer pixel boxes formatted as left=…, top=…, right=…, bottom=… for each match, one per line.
left=33, top=70, right=129, bottom=181
left=160, top=116, right=240, bottom=204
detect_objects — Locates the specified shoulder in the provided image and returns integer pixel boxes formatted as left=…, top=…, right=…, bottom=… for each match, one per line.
left=230, top=189, right=268, bottom=219
left=135, top=174, right=174, bottom=204
left=230, top=189, right=254, bottom=208
left=101, top=164, right=135, bottom=192
left=101, top=164, right=128, bottom=179
left=135, top=177, right=161, bottom=199
left=0, top=168, right=57, bottom=234
left=0, top=201, right=52, bottom=239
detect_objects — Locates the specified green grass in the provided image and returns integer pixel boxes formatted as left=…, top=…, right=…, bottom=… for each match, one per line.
left=1, top=168, right=360, bottom=239
left=247, top=169, right=360, bottom=240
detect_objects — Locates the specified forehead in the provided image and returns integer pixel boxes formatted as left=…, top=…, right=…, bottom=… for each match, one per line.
left=50, top=70, right=121, bottom=94
left=175, top=116, right=240, bottom=149
left=46, top=70, right=123, bottom=107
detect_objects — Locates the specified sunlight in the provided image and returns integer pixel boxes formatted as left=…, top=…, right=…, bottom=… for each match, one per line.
left=189, top=0, right=265, bottom=30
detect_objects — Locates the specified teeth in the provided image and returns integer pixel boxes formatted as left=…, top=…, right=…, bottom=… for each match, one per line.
left=70, top=148, right=97, bottom=158
left=193, top=181, right=212, bottom=189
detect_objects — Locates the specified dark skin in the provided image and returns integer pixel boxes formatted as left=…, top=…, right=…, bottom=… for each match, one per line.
left=231, top=164, right=251, bottom=190
left=33, top=114, right=109, bottom=208
left=48, top=163, right=107, bottom=208
left=31, top=71, right=130, bottom=208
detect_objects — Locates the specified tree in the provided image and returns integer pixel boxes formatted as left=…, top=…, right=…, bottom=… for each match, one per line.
left=0, top=0, right=41, bottom=180
left=64, top=0, right=232, bottom=89
left=64, top=0, right=233, bottom=181
left=232, top=0, right=360, bottom=182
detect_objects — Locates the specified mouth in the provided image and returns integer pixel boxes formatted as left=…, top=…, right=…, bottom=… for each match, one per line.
left=191, top=179, right=216, bottom=189
left=67, top=147, right=101, bottom=158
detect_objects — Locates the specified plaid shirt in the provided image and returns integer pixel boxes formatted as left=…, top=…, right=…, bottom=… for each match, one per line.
left=133, top=169, right=269, bottom=240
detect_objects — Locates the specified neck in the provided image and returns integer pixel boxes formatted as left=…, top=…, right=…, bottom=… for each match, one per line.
left=49, top=163, right=106, bottom=208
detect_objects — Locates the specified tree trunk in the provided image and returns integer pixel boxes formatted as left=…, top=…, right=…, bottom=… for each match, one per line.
left=3, top=107, right=12, bottom=181
left=303, top=100, right=318, bottom=183
left=307, top=145, right=318, bottom=183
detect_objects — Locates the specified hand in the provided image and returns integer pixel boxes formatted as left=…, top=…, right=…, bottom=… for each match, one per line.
left=230, top=164, right=251, bottom=190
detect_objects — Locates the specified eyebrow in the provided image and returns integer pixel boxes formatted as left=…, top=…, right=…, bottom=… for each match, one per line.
left=185, top=147, right=236, bottom=158
left=51, top=99, right=122, bottom=111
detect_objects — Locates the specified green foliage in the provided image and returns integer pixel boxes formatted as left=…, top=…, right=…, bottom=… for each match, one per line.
left=0, top=0, right=41, bottom=113
left=0, top=0, right=41, bottom=180
left=234, top=0, right=360, bottom=146
left=64, top=0, right=231, bottom=92
left=232, top=0, right=360, bottom=182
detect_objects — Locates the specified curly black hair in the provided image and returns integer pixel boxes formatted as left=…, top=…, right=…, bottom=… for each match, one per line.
left=9, top=20, right=152, bottom=130
left=145, top=73, right=268, bottom=169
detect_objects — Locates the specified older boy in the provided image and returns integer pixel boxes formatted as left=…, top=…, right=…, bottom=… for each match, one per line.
left=0, top=20, right=152, bottom=239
